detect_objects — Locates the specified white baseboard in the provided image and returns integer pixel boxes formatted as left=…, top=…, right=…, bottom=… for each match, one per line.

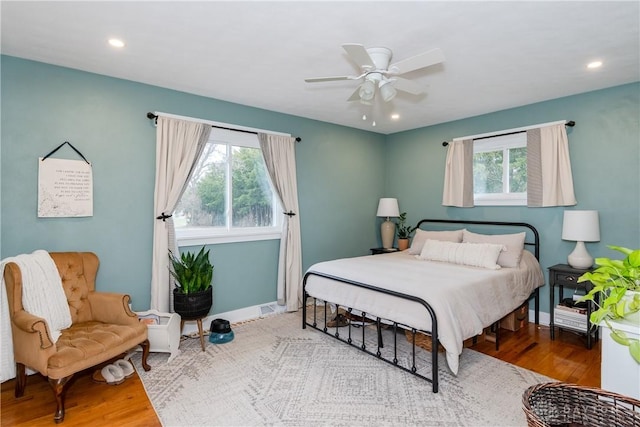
left=181, top=301, right=287, bottom=336
left=530, top=309, right=550, bottom=326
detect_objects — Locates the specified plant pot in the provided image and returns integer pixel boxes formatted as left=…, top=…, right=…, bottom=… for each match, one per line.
left=600, top=317, right=640, bottom=399
left=622, top=290, right=640, bottom=325
left=398, top=238, right=410, bottom=251
left=173, top=287, right=213, bottom=319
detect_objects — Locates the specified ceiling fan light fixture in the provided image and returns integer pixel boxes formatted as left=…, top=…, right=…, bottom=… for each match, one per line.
left=379, top=80, right=397, bottom=102
left=359, top=79, right=376, bottom=101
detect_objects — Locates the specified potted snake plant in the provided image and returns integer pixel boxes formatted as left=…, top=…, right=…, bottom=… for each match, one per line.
left=169, top=246, right=214, bottom=319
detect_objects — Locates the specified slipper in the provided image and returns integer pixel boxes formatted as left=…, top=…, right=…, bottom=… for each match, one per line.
left=327, top=313, right=349, bottom=328
left=343, top=311, right=375, bottom=324
left=113, top=359, right=135, bottom=378
left=92, top=364, right=125, bottom=385
left=92, top=368, right=107, bottom=384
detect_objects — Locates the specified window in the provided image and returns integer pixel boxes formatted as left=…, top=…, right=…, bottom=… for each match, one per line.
left=473, top=133, right=527, bottom=206
left=174, top=129, right=282, bottom=245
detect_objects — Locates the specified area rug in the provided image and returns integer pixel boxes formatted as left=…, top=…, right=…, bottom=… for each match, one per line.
left=130, top=311, right=552, bottom=426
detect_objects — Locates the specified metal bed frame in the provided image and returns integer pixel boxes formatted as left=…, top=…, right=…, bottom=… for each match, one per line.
left=302, top=219, right=541, bottom=393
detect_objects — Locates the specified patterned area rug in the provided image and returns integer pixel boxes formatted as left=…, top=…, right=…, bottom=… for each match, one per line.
left=131, top=310, right=551, bottom=426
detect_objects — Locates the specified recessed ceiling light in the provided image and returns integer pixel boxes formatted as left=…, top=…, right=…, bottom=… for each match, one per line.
left=587, top=61, right=602, bottom=69
left=108, top=38, right=125, bottom=48
left=391, top=113, right=400, bottom=120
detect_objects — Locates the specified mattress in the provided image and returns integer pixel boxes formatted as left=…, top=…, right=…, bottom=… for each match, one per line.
left=304, top=249, right=544, bottom=375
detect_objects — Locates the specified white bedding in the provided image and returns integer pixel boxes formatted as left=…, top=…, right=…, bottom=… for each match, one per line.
left=304, top=250, right=543, bottom=375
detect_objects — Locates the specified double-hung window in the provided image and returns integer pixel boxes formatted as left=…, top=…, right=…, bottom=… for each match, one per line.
left=175, top=129, right=282, bottom=245
left=473, top=132, right=527, bottom=206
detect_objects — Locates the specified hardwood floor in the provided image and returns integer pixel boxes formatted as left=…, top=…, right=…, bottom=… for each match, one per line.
left=474, top=322, right=601, bottom=387
left=1, top=323, right=600, bottom=426
left=1, top=363, right=161, bottom=427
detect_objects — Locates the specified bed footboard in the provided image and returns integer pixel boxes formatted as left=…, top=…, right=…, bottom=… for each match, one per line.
left=302, top=271, right=440, bottom=393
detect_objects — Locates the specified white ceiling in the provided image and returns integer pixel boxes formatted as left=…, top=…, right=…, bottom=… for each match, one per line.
left=2, top=1, right=639, bottom=134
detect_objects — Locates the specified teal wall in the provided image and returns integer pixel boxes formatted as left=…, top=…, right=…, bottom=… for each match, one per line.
left=385, top=82, right=640, bottom=313
left=0, top=56, right=386, bottom=312
left=1, top=55, right=638, bottom=316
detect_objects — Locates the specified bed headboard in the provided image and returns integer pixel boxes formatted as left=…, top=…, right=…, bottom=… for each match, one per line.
left=415, top=219, right=540, bottom=260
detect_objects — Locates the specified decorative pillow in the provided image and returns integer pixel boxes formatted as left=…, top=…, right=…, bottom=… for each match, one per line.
left=461, top=230, right=526, bottom=268
left=418, top=240, right=505, bottom=270
left=408, top=229, right=465, bottom=255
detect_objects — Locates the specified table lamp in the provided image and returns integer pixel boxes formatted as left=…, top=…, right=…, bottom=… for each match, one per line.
left=377, top=198, right=400, bottom=249
left=562, top=210, right=600, bottom=269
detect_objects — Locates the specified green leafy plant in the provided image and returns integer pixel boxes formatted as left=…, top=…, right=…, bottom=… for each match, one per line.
left=395, top=212, right=417, bottom=240
left=168, top=246, right=214, bottom=294
left=579, top=245, right=640, bottom=364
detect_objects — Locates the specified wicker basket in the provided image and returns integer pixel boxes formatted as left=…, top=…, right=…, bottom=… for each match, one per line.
left=404, top=329, right=445, bottom=353
left=522, top=382, right=640, bottom=427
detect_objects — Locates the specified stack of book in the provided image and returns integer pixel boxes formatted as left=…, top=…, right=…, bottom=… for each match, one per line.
left=555, top=303, right=587, bottom=315
left=555, top=301, right=588, bottom=331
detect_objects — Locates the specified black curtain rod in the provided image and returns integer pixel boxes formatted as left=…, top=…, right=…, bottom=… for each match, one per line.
left=441, top=120, right=575, bottom=147
left=147, top=113, right=301, bottom=142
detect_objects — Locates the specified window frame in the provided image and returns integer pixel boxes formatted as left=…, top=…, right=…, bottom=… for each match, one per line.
left=472, top=132, right=527, bottom=206
left=175, top=129, right=283, bottom=246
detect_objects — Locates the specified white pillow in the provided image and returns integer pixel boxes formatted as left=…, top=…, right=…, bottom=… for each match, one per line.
left=418, top=239, right=505, bottom=270
left=408, top=229, right=465, bottom=255
left=462, top=230, right=526, bottom=268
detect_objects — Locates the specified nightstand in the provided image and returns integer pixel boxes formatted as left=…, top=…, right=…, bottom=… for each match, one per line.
left=548, top=263, right=599, bottom=349
left=370, top=247, right=399, bottom=255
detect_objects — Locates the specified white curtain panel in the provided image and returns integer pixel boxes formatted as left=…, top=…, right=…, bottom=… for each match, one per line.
left=150, top=117, right=211, bottom=312
left=442, top=139, right=474, bottom=207
left=527, top=124, right=577, bottom=207
left=258, top=133, right=303, bottom=312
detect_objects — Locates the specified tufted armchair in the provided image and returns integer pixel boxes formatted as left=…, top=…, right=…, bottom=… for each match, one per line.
left=3, top=252, right=151, bottom=423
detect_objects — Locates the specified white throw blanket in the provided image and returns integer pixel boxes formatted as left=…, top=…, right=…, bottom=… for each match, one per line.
left=1, top=250, right=72, bottom=382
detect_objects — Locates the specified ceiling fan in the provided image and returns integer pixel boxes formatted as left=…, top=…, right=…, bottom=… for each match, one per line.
left=305, top=44, right=445, bottom=104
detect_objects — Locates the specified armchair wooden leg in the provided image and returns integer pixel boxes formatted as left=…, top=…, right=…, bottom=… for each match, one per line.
left=139, top=339, right=151, bottom=372
left=48, top=375, right=72, bottom=424
left=14, top=362, right=26, bottom=397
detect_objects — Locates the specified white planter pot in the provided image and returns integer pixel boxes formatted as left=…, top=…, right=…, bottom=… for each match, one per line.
left=600, top=316, right=640, bottom=399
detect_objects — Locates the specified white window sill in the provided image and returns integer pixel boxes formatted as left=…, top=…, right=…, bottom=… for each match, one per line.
left=474, top=194, right=527, bottom=206
left=177, top=230, right=282, bottom=247
left=474, top=199, right=527, bottom=206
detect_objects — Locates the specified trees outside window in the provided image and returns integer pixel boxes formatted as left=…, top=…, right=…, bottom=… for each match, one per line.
left=175, top=130, right=281, bottom=245
left=473, top=133, right=527, bottom=206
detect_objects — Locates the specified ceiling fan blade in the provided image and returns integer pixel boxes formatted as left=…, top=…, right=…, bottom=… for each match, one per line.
left=305, top=76, right=354, bottom=83
left=391, top=77, right=425, bottom=95
left=388, top=48, right=445, bottom=75
left=347, top=87, right=362, bottom=102
left=342, top=43, right=375, bottom=70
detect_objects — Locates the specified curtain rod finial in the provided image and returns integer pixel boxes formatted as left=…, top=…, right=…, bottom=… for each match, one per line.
left=146, top=112, right=157, bottom=120
left=442, top=141, right=449, bottom=147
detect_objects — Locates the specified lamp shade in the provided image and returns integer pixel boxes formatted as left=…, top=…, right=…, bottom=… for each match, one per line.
left=376, top=198, right=400, bottom=218
left=562, top=210, right=600, bottom=242
left=359, top=79, right=376, bottom=101
left=379, top=80, right=397, bottom=102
